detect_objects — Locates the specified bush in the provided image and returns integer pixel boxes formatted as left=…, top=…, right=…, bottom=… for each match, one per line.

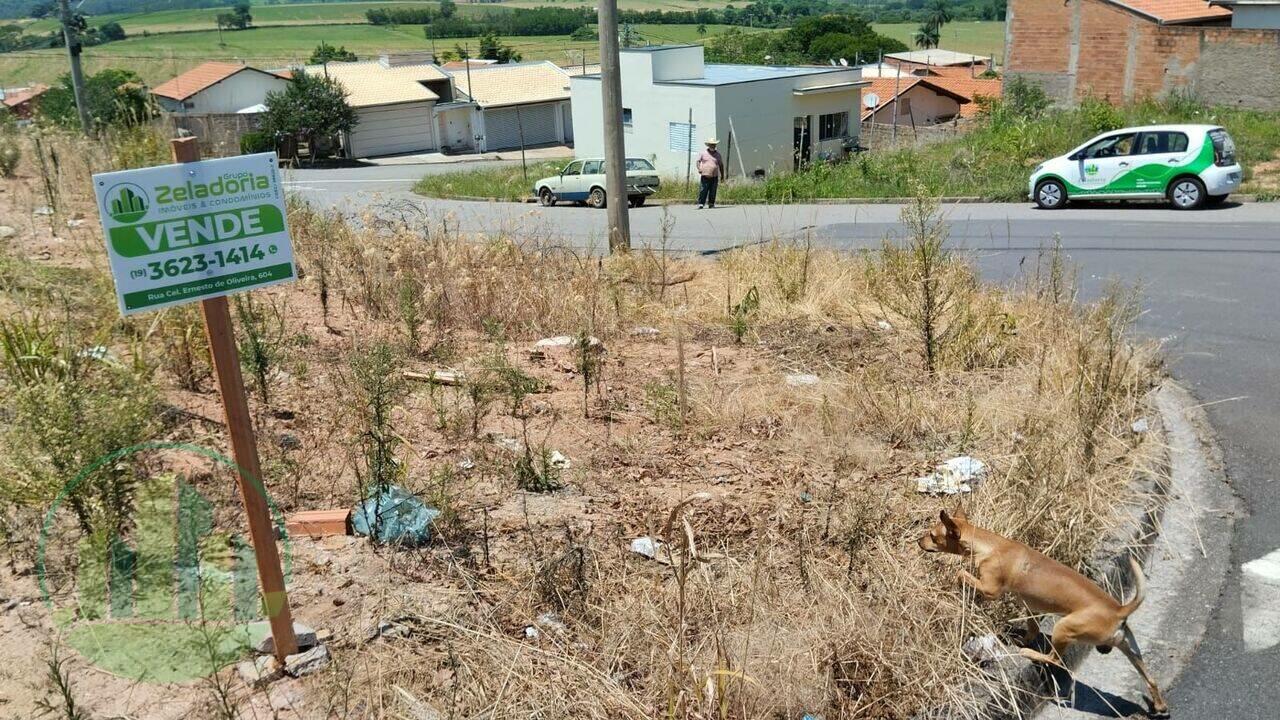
left=239, top=130, right=274, bottom=155
left=0, top=134, right=19, bottom=178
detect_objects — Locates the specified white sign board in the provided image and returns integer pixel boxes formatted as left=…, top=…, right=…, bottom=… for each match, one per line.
left=92, top=152, right=295, bottom=315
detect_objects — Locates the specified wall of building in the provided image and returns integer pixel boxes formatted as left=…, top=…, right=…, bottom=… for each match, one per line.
left=1005, top=0, right=1280, bottom=109
left=1232, top=5, right=1280, bottom=29
left=570, top=75, right=718, bottom=177
left=714, top=80, right=861, bottom=176
left=177, top=71, right=288, bottom=114
left=864, top=86, right=962, bottom=125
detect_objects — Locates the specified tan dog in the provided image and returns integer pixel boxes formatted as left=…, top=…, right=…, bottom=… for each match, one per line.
left=918, top=507, right=1168, bottom=718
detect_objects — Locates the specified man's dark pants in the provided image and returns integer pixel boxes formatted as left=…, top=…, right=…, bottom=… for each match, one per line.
left=698, top=176, right=719, bottom=207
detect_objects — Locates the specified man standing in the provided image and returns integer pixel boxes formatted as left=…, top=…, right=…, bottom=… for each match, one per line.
left=696, top=138, right=725, bottom=209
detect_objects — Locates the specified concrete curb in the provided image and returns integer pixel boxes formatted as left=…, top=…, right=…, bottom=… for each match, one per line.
left=429, top=194, right=1273, bottom=206
left=918, top=379, right=1237, bottom=720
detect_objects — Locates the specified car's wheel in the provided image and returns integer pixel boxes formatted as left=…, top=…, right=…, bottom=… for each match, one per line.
left=1034, top=179, right=1067, bottom=210
left=629, top=195, right=645, bottom=207
left=1205, top=193, right=1229, bottom=207
left=1169, top=176, right=1206, bottom=210
left=538, top=187, right=557, bottom=207
left=587, top=187, right=606, bottom=209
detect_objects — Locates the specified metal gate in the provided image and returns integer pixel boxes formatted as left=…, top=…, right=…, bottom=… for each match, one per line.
left=485, top=103, right=559, bottom=150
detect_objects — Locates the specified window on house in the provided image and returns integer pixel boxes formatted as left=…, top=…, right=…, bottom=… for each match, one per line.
left=668, top=121, right=695, bottom=152
left=818, top=111, right=849, bottom=141
left=622, top=108, right=633, bottom=126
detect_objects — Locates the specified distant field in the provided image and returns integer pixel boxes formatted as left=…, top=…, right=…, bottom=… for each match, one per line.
left=872, top=21, right=1007, bottom=63
left=0, top=22, right=750, bottom=86
left=19, top=0, right=735, bottom=35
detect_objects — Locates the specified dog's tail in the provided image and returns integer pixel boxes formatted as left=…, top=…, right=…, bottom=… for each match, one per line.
left=1117, top=555, right=1146, bottom=619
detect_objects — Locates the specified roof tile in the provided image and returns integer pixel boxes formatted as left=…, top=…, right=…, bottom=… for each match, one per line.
left=447, top=61, right=571, bottom=108
left=151, top=61, right=287, bottom=101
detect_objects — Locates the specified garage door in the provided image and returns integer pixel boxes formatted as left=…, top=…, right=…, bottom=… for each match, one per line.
left=348, top=102, right=435, bottom=158
left=485, top=103, right=559, bottom=150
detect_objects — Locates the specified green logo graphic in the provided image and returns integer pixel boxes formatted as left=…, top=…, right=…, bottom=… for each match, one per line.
left=106, top=183, right=149, bottom=223
left=1084, top=163, right=1099, bottom=176
left=38, top=443, right=292, bottom=682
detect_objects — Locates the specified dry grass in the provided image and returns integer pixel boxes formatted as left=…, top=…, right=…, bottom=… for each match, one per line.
left=0, top=129, right=1162, bottom=720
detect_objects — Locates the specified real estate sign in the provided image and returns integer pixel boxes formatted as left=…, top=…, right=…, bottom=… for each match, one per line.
left=92, top=152, right=295, bottom=315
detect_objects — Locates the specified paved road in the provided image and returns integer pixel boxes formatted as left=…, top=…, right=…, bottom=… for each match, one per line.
left=286, top=167, right=1280, bottom=718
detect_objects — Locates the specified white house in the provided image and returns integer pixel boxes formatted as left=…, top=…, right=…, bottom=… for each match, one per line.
left=1209, top=0, right=1280, bottom=27
left=151, top=61, right=291, bottom=114
left=570, top=45, right=868, bottom=178
left=446, top=61, right=574, bottom=151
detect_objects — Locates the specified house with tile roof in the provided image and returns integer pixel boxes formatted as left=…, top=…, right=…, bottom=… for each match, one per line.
left=1, top=84, right=48, bottom=119
left=302, top=54, right=464, bottom=158
left=151, top=61, right=290, bottom=114
left=859, top=76, right=971, bottom=124
left=444, top=61, right=575, bottom=150
left=1006, top=0, right=1280, bottom=108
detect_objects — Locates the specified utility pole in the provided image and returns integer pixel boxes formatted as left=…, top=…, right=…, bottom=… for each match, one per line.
left=597, top=0, right=630, bottom=252
left=58, top=0, right=91, bottom=134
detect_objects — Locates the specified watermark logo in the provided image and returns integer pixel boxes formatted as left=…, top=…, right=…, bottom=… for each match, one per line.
left=38, top=443, right=291, bottom=682
left=105, top=183, right=149, bottom=223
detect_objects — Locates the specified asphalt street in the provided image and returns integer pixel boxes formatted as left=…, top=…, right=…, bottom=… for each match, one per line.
left=285, top=165, right=1280, bottom=718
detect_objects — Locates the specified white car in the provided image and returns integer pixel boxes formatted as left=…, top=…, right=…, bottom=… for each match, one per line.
left=533, top=158, right=660, bottom=208
left=1028, top=124, right=1243, bottom=210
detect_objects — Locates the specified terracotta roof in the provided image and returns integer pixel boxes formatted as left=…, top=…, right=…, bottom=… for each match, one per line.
left=447, top=61, right=571, bottom=109
left=928, top=77, right=1003, bottom=117
left=860, top=76, right=973, bottom=120
left=1107, top=0, right=1232, bottom=23
left=151, top=62, right=288, bottom=101
left=2, top=84, right=48, bottom=108
left=304, top=60, right=449, bottom=108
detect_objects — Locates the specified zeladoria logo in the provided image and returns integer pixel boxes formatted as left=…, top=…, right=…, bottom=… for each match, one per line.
left=38, top=443, right=292, bottom=682
left=106, top=183, right=149, bottom=223
left=1085, top=163, right=1099, bottom=175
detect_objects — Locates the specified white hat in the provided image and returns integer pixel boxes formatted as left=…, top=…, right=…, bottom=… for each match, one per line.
left=705, top=138, right=720, bottom=145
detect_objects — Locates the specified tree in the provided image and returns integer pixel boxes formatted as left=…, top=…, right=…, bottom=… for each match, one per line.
left=261, top=73, right=358, bottom=163
left=232, top=2, right=253, bottom=29
left=218, top=2, right=252, bottom=31
left=569, top=25, right=597, bottom=41
left=98, top=21, right=126, bottom=43
left=309, top=41, right=357, bottom=64
left=39, top=68, right=155, bottom=129
left=913, top=22, right=939, bottom=49
left=620, top=22, right=641, bottom=48
left=924, top=0, right=953, bottom=30
left=697, top=22, right=707, bottom=36
left=478, top=31, right=521, bottom=63
left=439, top=0, right=457, bottom=19
left=29, top=0, right=54, bottom=19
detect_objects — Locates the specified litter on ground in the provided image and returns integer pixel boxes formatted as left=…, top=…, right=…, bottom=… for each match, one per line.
left=915, top=456, right=988, bottom=495
left=351, top=485, right=440, bottom=546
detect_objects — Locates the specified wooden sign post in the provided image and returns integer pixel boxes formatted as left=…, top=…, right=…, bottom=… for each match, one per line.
left=170, top=137, right=297, bottom=660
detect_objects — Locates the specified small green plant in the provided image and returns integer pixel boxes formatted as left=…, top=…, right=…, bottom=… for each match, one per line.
left=514, top=446, right=561, bottom=493
left=346, top=341, right=407, bottom=504
left=866, top=189, right=974, bottom=373
left=727, top=286, right=760, bottom=344
left=645, top=380, right=682, bottom=430
left=34, top=642, right=89, bottom=720
left=153, top=304, right=210, bottom=391
left=233, top=293, right=288, bottom=406
left=397, top=277, right=424, bottom=355
left=422, top=466, right=466, bottom=543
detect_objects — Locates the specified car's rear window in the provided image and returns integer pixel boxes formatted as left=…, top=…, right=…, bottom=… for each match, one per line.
left=622, top=159, right=656, bottom=171
left=1209, top=129, right=1236, bottom=165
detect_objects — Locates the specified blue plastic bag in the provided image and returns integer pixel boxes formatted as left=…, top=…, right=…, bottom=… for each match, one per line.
left=351, top=485, right=440, bottom=547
